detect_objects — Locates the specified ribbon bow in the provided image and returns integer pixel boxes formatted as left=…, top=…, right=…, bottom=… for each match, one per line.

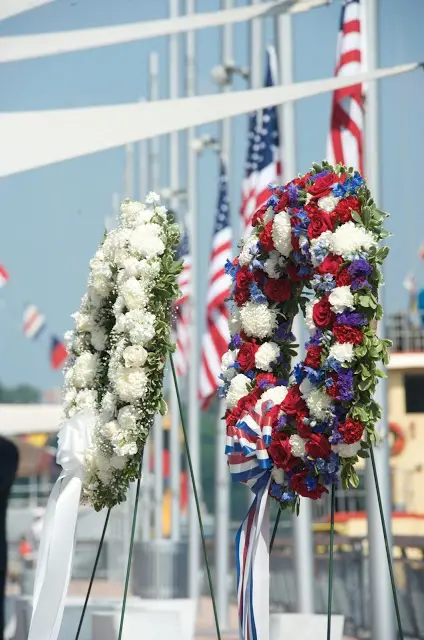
left=227, top=406, right=274, bottom=640
left=28, top=411, right=95, bottom=640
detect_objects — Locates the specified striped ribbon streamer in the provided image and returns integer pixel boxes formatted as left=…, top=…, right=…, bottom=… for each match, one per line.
left=227, top=406, right=274, bottom=640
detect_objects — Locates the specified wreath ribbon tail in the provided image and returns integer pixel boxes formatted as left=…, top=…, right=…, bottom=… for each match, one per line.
left=28, top=411, right=94, bottom=640
left=236, top=476, right=271, bottom=640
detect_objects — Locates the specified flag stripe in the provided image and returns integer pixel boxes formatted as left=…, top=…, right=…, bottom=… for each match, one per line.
left=174, top=230, right=191, bottom=378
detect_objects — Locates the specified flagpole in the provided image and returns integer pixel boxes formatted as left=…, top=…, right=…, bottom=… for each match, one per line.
left=215, top=0, right=232, bottom=629
left=169, top=0, right=182, bottom=545
left=275, top=10, right=315, bottom=614
left=186, top=0, right=201, bottom=602
left=250, top=0, right=263, bottom=92
left=364, top=0, right=394, bottom=637
left=124, top=143, right=134, bottom=199
left=139, top=98, right=147, bottom=201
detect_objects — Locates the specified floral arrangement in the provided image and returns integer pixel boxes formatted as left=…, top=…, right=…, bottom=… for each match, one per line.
left=63, top=193, right=181, bottom=511
left=220, top=162, right=390, bottom=512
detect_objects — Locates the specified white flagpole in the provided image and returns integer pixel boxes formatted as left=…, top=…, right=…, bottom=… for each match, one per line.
left=169, top=0, right=182, bottom=544
left=215, top=1, right=232, bottom=629
left=138, top=98, right=147, bottom=201
left=364, top=0, right=395, bottom=638
left=124, top=143, right=134, bottom=199
left=186, top=0, right=201, bottom=602
left=274, top=12, right=315, bottom=614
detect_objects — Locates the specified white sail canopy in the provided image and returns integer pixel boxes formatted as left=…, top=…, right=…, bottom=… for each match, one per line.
left=0, top=0, right=53, bottom=22
left=0, top=0, right=328, bottom=63
left=0, top=62, right=419, bottom=177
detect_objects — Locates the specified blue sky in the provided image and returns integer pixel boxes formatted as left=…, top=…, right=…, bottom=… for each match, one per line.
left=0, top=0, right=423, bottom=390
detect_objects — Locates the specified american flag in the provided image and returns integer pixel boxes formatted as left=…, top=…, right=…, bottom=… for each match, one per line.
left=174, top=230, right=191, bottom=378
left=22, top=304, right=46, bottom=339
left=327, top=0, right=364, bottom=173
left=50, top=336, right=68, bottom=370
left=199, top=160, right=232, bottom=405
left=0, top=264, right=9, bottom=288
left=240, top=46, right=281, bottom=235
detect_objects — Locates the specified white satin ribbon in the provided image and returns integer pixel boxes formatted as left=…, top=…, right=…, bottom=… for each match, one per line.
left=28, top=410, right=95, bottom=640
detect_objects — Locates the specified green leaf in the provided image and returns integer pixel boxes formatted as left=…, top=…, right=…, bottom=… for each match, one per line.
left=159, top=399, right=168, bottom=416
left=349, top=472, right=360, bottom=488
left=357, top=450, right=370, bottom=459
left=375, top=368, right=387, bottom=379
left=351, top=211, right=363, bottom=225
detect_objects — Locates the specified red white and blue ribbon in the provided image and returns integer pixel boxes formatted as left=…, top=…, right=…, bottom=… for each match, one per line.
left=227, top=406, right=273, bottom=640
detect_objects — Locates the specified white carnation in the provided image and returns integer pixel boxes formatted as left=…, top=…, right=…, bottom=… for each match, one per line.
left=117, top=442, right=138, bottom=456
left=64, top=330, right=75, bottom=350
left=263, top=251, right=284, bottom=279
left=121, top=277, right=148, bottom=310
left=91, top=328, right=107, bottom=351
left=305, top=301, right=316, bottom=334
left=120, top=310, right=156, bottom=346
left=328, top=342, right=354, bottom=362
left=306, top=388, right=333, bottom=420
left=318, top=195, right=339, bottom=213
left=271, top=211, right=292, bottom=257
left=329, top=286, right=354, bottom=314
left=255, top=342, right=280, bottom=371
left=123, top=345, right=148, bottom=368
left=240, top=302, right=277, bottom=339
left=331, top=441, right=361, bottom=458
left=100, top=391, right=117, bottom=422
left=117, top=405, right=138, bottom=431
left=263, top=206, right=275, bottom=224
left=259, top=385, right=288, bottom=407
left=129, top=223, right=165, bottom=259
left=239, top=234, right=259, bottom=266
left=113, top=296, right=126, bottom=318
left=331, top=221, right=376, bottom=257
left=115, top=367, right=149, bottom=402
left=226, top=374, right=251, bottom=409
left=102, top=420, right=119, bottom=439
left=289, top=434, right=307, bottom=458
left=138, top=259, right=161, bottom=281
left=74, top=389, right=98, bottom=412
left=72, top=352, right=98, bottom=388
left=229, top=308, right=242, bottom=335
left=121, top=257, right=140, bottom=278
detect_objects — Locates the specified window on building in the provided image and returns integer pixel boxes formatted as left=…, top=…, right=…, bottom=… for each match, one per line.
left=405, top=374, right=424, bottom=413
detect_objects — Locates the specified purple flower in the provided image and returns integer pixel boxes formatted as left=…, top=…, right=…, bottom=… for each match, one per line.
left=308, top=329, right=324, bottom=347
left=231, top=333, right=243, bottom=348
left=288, top=182, right=300, bottom=205
left=330, top=430, right=343, bottom=445
left=336, top=311, right=368, bottom=327
left=348, top=259, right=373, bottom=279
left=336, top=369, right=354, bottom=402
left=351, top=278, right=371, bottom=292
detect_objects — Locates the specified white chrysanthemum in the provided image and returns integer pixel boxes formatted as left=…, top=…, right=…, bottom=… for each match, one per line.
left=115, top=367, right=148, bottom=402
left=100, top=391, right=117, bottom=422
left=90, top=258, right=114, bottom=298
left=306, top=388, right=333, bottom=420
left=263, top=251, right=284, bottom=279
left=123, top=345, right=148, bottom=368
left=300, top=377, right=314, bottom=398
left=72, top=352, right=98, bottom=388
left=328, top=342, right=354, bottom=362
left=129, top=223, right=165, bottom=259
left=121, top=277, right=148, bottom=310
left=329, top=286, right=354, bottom=313
left=102, top=420, right=119, bottom=439
left=271, top=467, right=285, bottom=484
left=318, top=195, right=339, bottom=213
left=91, top=328, right=107, bottom=352
left=226, top=374, right=251, bottom=409
left=138, top=259, right=161, bottom=281
left=305, top=300, right=316, bottom=334
left=121, top=257, right=140, bottom=278
left=239, top=234, right=259, bottom=266
left=117, top=405, right=138, bottom=431
left=331, top=441, right=361, bottom=458
left=74, top=389, right=98, bottom=413
left=120, top=200, right=153, bottom=227
left=73, top=312, right=92, bottom=333
left=331, top=221, right=376, bottom=257
left=259, top=385, right=288, bottom=407
left=240, top=302, right=278, bottom=339
left=229, top=308, right=242, bottom=335
left=271, top=211, right=292, bottom=257
left=127, top=310, right=156, bottom=345
left=289, top=434, right=307, bottom=458
left=145, top=191, right=160, bottom=204
left=310, top=230, right=333, bottom=267
left=255, top=342, right=280, bottom=371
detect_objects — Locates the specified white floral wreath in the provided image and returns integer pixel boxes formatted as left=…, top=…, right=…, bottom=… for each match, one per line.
left=63, top=193, right=181, bottom=511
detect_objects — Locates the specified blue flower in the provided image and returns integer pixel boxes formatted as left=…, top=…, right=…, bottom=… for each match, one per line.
left=249, top=282, right=267, bottom=304
left=311, top=170, right=330, bottom=182
left=293, top=363, right=306, bottom=383
left=224, top=259, right=238, bottom=279
left=231, top=333, right=243, bottom=348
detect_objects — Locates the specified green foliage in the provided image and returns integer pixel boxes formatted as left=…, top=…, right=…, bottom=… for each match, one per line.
left=0, top=382, right=41, bottom=404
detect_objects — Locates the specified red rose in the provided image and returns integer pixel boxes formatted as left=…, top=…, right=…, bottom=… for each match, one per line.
left=308, top=173, right=338, bottom=198
left=333, top=325, right=363, bottom=345
left=269, top=435, right=297, bottom=472
left=237, top=389, right=260, bottom=414
left=316, top=254, right=343, bottom=276
left=333, top=196, right=361, bottom=224
left=237, top=342, right=259, bottom=371
left=296, top=413, right=312, bottom=438
left=304, top=201, right=319, bottom=217
left=339, top=418, right=364, bottom=444
left=305, top=434, right=331, bottom=459
left=274, top=191, right=290, bottom=212
left=252, top=204, right=268, bottom=227
left=335, top=268, right=352, bottom=287
left=312, top=297, right=336, bottom=328
left=256, top=373, right=277, bottom=388
left=307, top=211, right=334, bottom=240
left=259, top=221, right=275, bottom=252
left=304, top=346, right=322, bottom=369
left=264, top=278, right=291, bottom=303
left=291, top=470, right=328, bottom=499
left=281, top=385, right=307, bottom=416
left=236, top=265, right=254, bottom=290
left=234, top=289, right=250, bottom=306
